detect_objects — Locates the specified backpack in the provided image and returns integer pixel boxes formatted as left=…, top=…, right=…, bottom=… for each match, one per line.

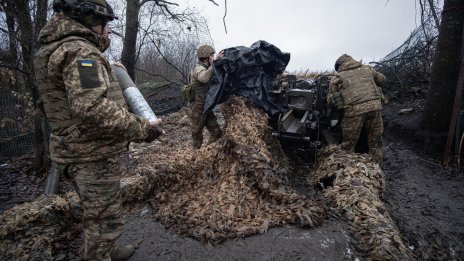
left=181, top=84, right=194, bottom=102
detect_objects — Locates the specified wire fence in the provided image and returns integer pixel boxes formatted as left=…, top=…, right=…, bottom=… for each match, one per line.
left=373, top=17, right=439, bottom=97
left=0, top=89, right=36, bottom=161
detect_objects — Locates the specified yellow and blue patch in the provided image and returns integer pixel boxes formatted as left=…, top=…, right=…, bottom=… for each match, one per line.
left=79, top=60, right=94, bottom=67
left=77, top=59, right=101, bottom=89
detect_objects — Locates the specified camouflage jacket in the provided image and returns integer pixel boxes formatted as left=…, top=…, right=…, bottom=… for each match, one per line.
left=328, top=57, right=386, bottom=117
left=189, top=62, right=214, bottom=103
left=34, top=13, right=151, bottom=163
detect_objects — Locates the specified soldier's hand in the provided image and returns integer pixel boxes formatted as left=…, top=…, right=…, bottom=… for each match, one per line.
left=145, top=118, right=165, bottom=142
left=113, top=61, right=127, bottom=72
left=215, top=50, right=225, bottom=60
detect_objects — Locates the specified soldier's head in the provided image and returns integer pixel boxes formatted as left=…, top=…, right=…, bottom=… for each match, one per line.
left=53, top=0, right=117, bottom=35
left=334, top=54, right=353, bottom=72
left=197, top=45, right=215, bottom=63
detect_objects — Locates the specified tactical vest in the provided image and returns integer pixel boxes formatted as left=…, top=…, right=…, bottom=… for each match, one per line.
left=338, top=66, right=382, bottom=106
left=34, top=36, right=127, bottom=136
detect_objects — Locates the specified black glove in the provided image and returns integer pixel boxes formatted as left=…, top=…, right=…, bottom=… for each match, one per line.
left=144, top=126, right=164, bottom=142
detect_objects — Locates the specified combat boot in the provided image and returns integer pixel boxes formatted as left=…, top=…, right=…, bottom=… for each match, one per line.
left=207, top=130, right=222, bottom=145
left=192, top=138, right=202, bottom=149
left=110, top=244, right=135, bottom=261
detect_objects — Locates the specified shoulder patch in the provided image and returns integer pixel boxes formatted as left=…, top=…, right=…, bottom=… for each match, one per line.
left=80, top=60, right=94, bottom=67
left=77, top=59, right=101, bottom=89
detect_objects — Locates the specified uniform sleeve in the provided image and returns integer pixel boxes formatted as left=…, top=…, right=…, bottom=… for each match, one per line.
left=372, top=69, right=386, bottom=87
left=327, top=75, right=341, bottom=104
left=49, top=43, right=151, bottom=142
left=370, top=68, right=387, bottom=103
left=192, top=65, right=214, bottom=83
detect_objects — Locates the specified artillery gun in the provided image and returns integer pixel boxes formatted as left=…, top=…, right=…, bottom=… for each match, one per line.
left=269, top=74, right=341, bottom=148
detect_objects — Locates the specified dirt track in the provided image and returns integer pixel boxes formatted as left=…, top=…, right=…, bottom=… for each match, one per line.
left=0, top=102, right=463, bottom=260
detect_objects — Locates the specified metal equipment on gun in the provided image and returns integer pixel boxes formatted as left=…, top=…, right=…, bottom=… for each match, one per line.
left=270, top=74, right=341, bottom=147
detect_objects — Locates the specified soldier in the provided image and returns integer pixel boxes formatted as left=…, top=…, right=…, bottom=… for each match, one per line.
left=34, top=0, right=163, bottom=260
left=188, top=45, right=224, bottom=149
left=328, top=54, right=386, bottom=163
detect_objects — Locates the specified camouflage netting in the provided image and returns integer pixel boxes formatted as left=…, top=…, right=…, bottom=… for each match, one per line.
left=1, top=96, right=421, bottom=259
left=0, top=95, right=324, bottom=256
left=127, top=96, right=327, bottom=243
left=310, top=146, right=416, bottom=261
left=0, top=192, right=81, bottom=260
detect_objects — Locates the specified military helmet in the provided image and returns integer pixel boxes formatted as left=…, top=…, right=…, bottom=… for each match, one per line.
left=53, top=0, right=118, bottom=21
left=334, top=54, right=352, bottom=72
left=197, top=45, right=215, bottom=59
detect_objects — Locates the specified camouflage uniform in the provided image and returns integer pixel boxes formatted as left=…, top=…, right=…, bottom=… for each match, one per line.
left=34, top=13, right=153, bottom=260
left=328, top=54, right=386, bottom=162
left=188, top=62, right=222, bottom=149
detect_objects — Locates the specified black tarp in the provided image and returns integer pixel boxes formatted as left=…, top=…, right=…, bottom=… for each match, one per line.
left=204, top=41, right=290, bottom=116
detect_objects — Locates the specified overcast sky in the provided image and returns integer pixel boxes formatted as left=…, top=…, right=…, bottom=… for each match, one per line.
left=185, top=0, right=420, bottom=72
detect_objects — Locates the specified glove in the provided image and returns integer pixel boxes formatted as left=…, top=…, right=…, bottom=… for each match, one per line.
left=144, top=126, right=164, bottom=142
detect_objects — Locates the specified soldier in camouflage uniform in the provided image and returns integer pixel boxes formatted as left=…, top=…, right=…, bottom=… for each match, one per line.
left=34, top=0, right=163, bottom=260
left=188, top=45, right=224, bottom=149
left=328, top=54, right=386, bottom=163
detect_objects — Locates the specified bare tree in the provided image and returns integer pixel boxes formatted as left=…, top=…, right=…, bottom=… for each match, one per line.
left=0, top=0, right=50, bottom=173
left=119, top=0, right=217, bottom=81
left=423, top=0, right=464, bottom=135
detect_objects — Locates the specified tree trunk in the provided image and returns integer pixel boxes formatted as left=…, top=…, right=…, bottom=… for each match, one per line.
left=1, top=0, right=50, bottom=173
left=423, top=0, right=464, bottom=134
left=121, top=0, right=141, bottom=81
left=33, top=0, right=50, bottom=175
left=35, top=0, right=48, bottom=42
left=15, top=0, right=43, bottom=173
left=1, top=1, right=18, bottom=67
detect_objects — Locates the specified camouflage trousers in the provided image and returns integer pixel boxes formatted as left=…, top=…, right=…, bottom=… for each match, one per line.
left=341, top=110, right=383, bottom=163
left=65, top=156, right=124, bottom=260
left=188, top=100, right=222, bottom=149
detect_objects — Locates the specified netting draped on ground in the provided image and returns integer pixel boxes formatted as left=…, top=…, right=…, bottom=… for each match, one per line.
left=0, top=96, right=328, bottom=258
left=0, top=192, right=81, bottom=260
left=128, top=96, right=327, bottom=243
left=310, top=146, right=417, bottom=260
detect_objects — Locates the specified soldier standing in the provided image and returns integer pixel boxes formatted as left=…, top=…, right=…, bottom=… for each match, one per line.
left=328, top=54, right=386, bottom=163
left=188, top=45, right=224, bottom=149
left=34, top=0, right=163, bottom=260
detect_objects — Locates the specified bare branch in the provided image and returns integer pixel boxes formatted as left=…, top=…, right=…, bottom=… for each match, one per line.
left=151, top=36, right=187, bottom=81
left=427, top=0, right=441, bottom=29
left=111, top=30, right=124, bottom=38
left=134, top=66, right=179, bottom=86
left=223, top=0, right=228, bottom=34
left=207, top=0, right=219, bottom=6
left=0, top=63, right=30, bottom=75
left=140, top=0, right=179, bottom=18
left=0, top=27, right=21, bottom=43
left=140, top=0, right=178, bottom=7
left=419, top=0, right=430, bottom=40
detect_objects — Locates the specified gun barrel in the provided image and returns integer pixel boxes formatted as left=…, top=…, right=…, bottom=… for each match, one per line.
left=111, top=64, right=158, bottom=122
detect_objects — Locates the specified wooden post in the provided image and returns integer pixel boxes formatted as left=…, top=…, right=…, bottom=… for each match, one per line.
left=444, top=23, right=464, bottom=165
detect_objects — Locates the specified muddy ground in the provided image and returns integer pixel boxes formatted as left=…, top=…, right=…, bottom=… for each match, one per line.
left=0, top=100, right=463, bottom=260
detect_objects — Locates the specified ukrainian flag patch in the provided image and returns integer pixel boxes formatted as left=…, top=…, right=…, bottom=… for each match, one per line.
left=77, top=59, right=100, bottom=89
left=79, top=60, right=94, bottom=67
